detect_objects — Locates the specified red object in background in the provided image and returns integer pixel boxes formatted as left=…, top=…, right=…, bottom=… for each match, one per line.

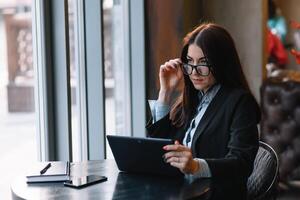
left=267, top=28, right=288, bottom=67
left=290, top=20, right=300, bottom=65
left=290, top=20, right=300, bottom=30
left=290, top=49, right=300, bottom=64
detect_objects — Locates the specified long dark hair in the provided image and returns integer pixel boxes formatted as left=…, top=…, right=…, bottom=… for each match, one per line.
left=170, top=23, right=251, bottom=127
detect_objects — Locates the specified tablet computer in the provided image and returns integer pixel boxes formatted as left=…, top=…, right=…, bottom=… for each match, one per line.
left=107, top=135, right=183, bottom=177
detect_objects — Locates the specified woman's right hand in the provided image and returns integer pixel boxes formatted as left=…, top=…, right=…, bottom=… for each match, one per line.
left=158, top=58, right=183, bottom=104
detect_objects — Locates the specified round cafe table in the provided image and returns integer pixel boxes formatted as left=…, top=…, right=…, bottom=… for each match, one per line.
left=11, top=159, right=212, bottom=200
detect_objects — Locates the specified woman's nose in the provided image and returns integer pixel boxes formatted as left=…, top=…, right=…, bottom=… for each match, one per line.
left=191, top=66, right=198, bottom=75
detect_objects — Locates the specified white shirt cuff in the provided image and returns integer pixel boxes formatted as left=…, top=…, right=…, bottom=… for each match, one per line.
left=148, top=100, right=170, bottom=123
left=192, top=158, right=212, bottom=178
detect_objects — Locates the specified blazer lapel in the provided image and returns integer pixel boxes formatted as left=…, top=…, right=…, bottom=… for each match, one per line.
left=174, top=122, right=191, bottom=143
left=191, top=86, right=229, bottom=156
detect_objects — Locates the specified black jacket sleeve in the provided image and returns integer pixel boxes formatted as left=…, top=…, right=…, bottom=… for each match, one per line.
left=146, top=114, right=179, bottom=139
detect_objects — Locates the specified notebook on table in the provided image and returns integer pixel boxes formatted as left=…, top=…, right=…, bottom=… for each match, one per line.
left=107, top=135, right=183, bottom=177
left=26, top=161, right=70, bottom=183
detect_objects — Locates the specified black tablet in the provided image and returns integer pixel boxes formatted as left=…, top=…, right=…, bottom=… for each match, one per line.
left=107, top=135, right=183, bottom=177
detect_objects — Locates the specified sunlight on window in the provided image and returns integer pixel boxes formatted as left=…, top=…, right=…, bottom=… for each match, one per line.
left=0, top=0, right=37, bottom=199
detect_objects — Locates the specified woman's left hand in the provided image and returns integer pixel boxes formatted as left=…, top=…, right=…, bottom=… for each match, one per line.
left=163, top=141, right=199, bottom=174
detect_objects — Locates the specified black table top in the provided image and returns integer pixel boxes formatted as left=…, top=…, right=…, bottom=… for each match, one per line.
left=11, top=159, right=212, bottom=200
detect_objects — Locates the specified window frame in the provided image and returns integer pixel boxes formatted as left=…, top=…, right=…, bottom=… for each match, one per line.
left=33, top=0, right=146, bottom=161
left=33, top=0, right=72, bottom=161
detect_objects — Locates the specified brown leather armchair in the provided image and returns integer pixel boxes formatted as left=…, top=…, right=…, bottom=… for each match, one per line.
left=260, top=78, right=300, bottom=184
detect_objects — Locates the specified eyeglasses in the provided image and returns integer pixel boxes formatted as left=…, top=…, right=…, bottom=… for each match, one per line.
left=181, top=62, right=212, bottom=76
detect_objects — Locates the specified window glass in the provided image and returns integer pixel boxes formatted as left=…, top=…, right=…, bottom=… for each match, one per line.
left=0, top=1, right=37, bottom=198
left=68, top=0, right=81, bottom=161
left=103, top=0, right=131, bottom=158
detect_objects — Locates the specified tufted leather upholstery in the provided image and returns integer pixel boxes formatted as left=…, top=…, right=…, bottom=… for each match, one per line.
left=247, top=142, right=278, bottom=200
left=260, top=78, right=300, bottom=183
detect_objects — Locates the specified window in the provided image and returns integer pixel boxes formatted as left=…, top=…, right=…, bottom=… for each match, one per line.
left=0, top=1, right=37, bottom=199
left=68, top=0, right=84, bottom=161
left=103, top=0, right=132, bottom=158
left=3, top=0, right=147, bottom=169
left=0, top=3, right=146, bottom=197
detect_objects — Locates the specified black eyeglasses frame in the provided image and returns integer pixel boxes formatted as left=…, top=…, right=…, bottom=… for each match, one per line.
left=181, top=62, right=212, bottom=76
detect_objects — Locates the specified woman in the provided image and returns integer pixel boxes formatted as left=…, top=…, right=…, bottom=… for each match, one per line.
left=147, top=23, right=260, bottom=195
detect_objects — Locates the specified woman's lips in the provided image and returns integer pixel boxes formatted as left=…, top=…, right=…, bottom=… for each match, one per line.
left=192, top=79, right=204, bottom=84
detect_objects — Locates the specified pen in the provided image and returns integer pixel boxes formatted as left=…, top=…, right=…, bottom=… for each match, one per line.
left=40, top=163, right=51, bottom=174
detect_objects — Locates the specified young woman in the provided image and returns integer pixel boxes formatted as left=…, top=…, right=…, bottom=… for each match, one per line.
left=147, top=23, right=260, bottom=195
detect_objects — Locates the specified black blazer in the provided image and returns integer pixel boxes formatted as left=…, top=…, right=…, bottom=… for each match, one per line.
left=146, top=86, right=260, bottom=184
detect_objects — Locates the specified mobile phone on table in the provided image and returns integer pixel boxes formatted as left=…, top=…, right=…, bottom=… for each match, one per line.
left=64, top=175, right=107, bottom=188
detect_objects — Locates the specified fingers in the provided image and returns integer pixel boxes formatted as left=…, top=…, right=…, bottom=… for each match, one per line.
left=162, top=141, right=194, bottom=173
left=167, top=58, right=182, bottom=66
left=164, top=154, right=188, bottom=168
left=163, top=153, right=194, bottom=174
left=165, top=154, right=189, bottom=163
left=160, top=58, right=182, bottom=72
left=164, top=151, right=188, bottom=160
left=163, top=144, right=192, bottom=163
left=163, top=144, right=189, bottom=152
left=169, top=159, right=200, bottom=174
left=170, top=160, right=185, bottom=169
left=170, top=59, right=182, bottom=67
